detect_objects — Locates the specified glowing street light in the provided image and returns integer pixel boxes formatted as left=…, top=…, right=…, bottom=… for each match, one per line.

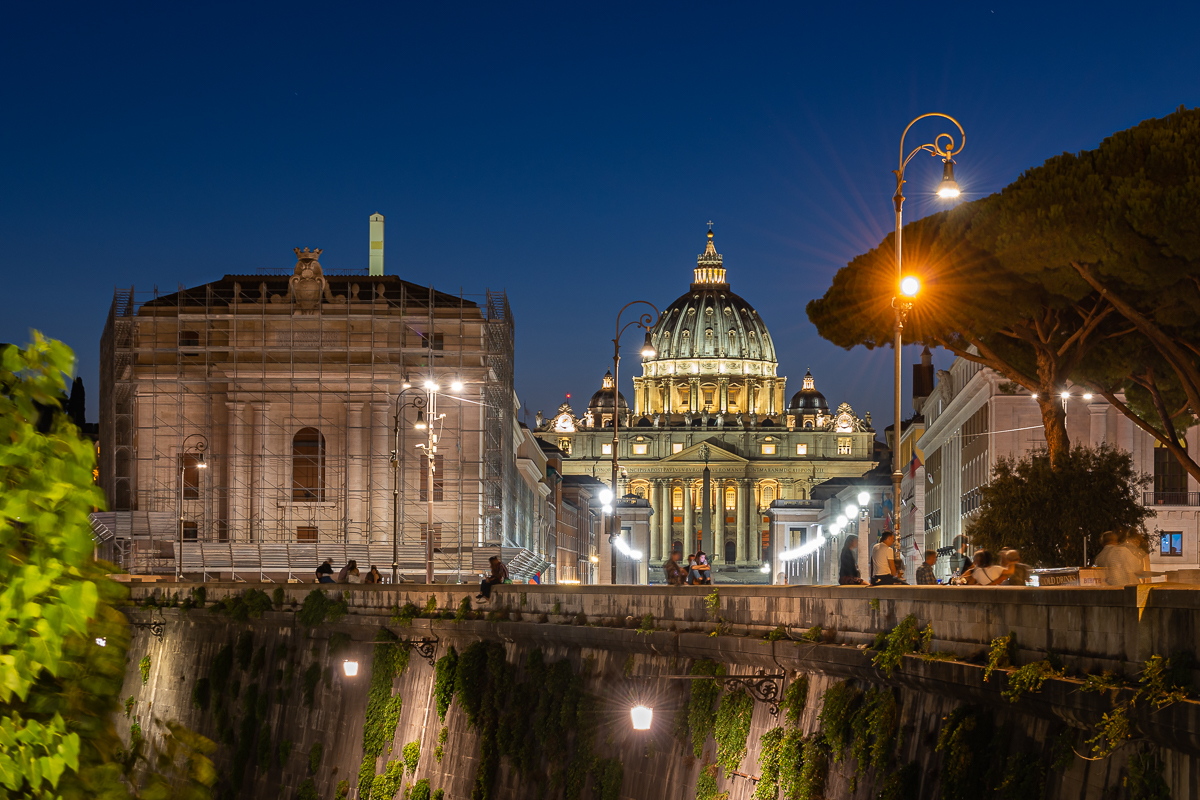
left=631, top=705, right=653, bottom=730
left=641, top=331, right=656, bottom=359
left=836, top=514, right=848, bottom=527
left=899, top=276, right=921, bottom=297
left=857, top=491, right=870, bottom=506
left=936, top=158, right=961, bottom=198
left=343, top=660, right=359, bottom=677
left=451, top=380, right=464, bottom=392
left=424, top=380, right=439, bottom=391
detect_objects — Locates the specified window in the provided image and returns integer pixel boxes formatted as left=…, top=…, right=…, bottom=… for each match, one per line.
left=297, top=526, right=318, bottom=542
left=726, top=487, right=736, bottom=510
left=761, top=443, right=776, bottom=455
left=182, top=521, right=198, bottom=541
left=602, top=443, right=612, bottom=455
left=704, top=390, right=714, bottom=407
left=559, top=437, right=572, bottom=455
left=796, top=443, right=808, bottom=455
left=422, top=331, right=444, bottom=350
left=292, top=428, right=325, bottom=501
left=672, top=443, right=684, bottom=454
left=762, top=486, right=775, bottom=504
left=420, top=523, right=443, bottom=548
left=837, top=437, right=852, bottom=455
left=179, top=330, right=200, bottom=355
left=1160, top=531, right=1183, bottom=557
left=181, top=454, right=202, bottom=499
left=420, top=454, right=445, bottom=501
left=1154, top=441, right=1188, bottom=503
left=673, top=487, right=683, bottom=510
left=633, top=443, right=647, bottom=455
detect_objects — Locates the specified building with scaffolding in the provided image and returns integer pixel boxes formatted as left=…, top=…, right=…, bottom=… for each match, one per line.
left=94, top=223, right=541, bottom=582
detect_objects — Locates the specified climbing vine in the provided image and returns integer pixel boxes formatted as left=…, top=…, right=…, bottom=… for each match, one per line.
left=358, top=627, right=405, bottom=798
left=1000, top=660, right=1064, bottom=702
left=795, top=736, right=827, bottom=800
left=208, top=587, right=273, bottom=621
left=816, top=680, right=859, bottom=760
left=779, top=675, right=808, bottom=727
left=871, top=614, right=922, bottom=678
left=935, top=706, right=993, bottom=800
left=433, top=647, right=458, bottom=721
left=139, top=655, right=152, bottom=684
left=984, top=632, right=1016, bottom=682
left=298, top=588, right=349, bottom=627
left=687, top=659, right=726, bottom=758
left=402, top=740, right=421, bottom=774
left=713, top=688, right=754, bottom=773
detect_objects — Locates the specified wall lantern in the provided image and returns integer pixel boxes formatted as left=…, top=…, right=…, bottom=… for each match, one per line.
left=630, top=705, right=653, bottom=730
left=343, top=660, right=360, bottom=677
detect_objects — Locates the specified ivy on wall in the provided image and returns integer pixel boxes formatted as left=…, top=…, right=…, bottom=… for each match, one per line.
left=687, top=660, right=726, bottom=759
left=713, top=689, right=754, bottom=773
left=357, top=627, right=405, bottom=799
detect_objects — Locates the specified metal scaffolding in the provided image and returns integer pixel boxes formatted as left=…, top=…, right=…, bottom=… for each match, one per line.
left=96, top=266, right=514, bottom=581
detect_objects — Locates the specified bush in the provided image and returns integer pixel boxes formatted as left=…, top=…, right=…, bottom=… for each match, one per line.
left=191, top=677, right=211, bottom=711
left=299, top=588, right=349, bottom=627
left=411, top=778, right=432, bottom=800
left=403, top=740, right=421, bottom=774
left=309, top=741, right=324, bottom=774
left=235, top=630, right=254, bottom=670
left=303, top=662, right=322, bottom=708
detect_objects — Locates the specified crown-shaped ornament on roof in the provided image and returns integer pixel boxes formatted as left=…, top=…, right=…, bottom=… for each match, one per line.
left=601, top=370, right=614, bottom=389
left=693, top=223, right=727, bottom=286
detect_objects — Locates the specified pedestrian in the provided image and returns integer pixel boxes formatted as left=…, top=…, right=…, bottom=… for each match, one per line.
left=1095, top=531, right=1139, bottom=586
left=662, top=551, right=686, bottom=586
left=870, top=531, right=905, bottom=586
left=1000, top=549, right=1031, bottom=586
left=963, top=550, right=1007, bottom=585
left=915, top=550, right=938, bottom=585
left=477, top=555, right=509, bottom=601
left=315, top=559, right=335, bottom=584
left=363, top=565, right=382, bottom=584
left=1120, top=529, right=1152, bottom=584
left=336, top=559, right=357, bottom=584
left=838, top=534, right=867, bottom=585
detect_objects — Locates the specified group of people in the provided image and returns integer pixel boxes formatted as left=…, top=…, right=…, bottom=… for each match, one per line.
left=314, top=559, right=383, bottom=584
left=837, top=531, right=1032, bottom=587
left=661, top=551, right=713, bottom=586
left=1094, top=528, right=1152, bottom=585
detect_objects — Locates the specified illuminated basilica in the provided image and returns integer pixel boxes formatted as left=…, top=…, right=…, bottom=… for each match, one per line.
left=534, top=228, right=879, bottom=572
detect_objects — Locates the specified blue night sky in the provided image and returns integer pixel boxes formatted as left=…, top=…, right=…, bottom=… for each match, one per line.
left=3, top=2, right=1198, bottom=427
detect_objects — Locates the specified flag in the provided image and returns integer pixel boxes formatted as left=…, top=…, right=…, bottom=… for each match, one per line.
left=530, top=573, right=541, bottom=585
left=908, top=450, right=923, bottom=479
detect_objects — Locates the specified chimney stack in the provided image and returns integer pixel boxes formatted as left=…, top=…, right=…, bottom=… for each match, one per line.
left=369, top=213, right=384, bottom=276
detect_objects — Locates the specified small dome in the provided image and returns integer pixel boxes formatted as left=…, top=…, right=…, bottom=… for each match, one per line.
left=588, top=370, right=628, bottom=411
left=788, top=370, right=828, bottom=412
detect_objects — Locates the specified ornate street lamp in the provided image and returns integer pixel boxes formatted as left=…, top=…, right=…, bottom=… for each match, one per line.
left=890, top=113, right=965, bottom=540
left=177, top=433, right=208, bottom=580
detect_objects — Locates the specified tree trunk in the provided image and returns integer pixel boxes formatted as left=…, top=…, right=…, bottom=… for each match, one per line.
left=1036, top=393, right=1071, bottom=471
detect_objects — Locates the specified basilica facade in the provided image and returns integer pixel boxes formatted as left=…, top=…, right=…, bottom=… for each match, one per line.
left=534, top=229, right=879, bottom=574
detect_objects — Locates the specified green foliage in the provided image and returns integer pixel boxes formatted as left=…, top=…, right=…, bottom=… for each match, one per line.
left=297, top=778, right=318, bottom=800
left=433, top=790, right=444, bottom=800
left=210, top=644, right=234, bottom=697
left=876, top=761, right=919, bottom=800
left=869, top=598, right=880, bottom=611
left=130, top=721, right=143, bottom=749
left=1126, top=745, right=1171, bottom=800
left=433, top=647, right=458, bottom=722
left=763, top=626, right=786, bottom=642
left=402, top=740, right=420, bottom=774
left=328, top=631, right=352, bottom=658
left=250, top=645, right=266, bottom=674
left=1081, top=670, right=1126, bottom=695
left=695, top=762, right=728, bottom=800
left=191, top=677, right=211, bottom=711
left=135, top=719, right=220, bottom=800
left=303, top=662, right=322, bottom=708
left=209, top=588, right=274, bottom=621
left=996, top=753, right=1045, bottom=800
left=1001, top=660, right=1064, bottom=702
left=636, top=613, right=656, bottom=635
left=371, top=759, right=405, bottom=800
left=1086, top=702, right=1133, bottom=758
left=969, top=445, right=1151, bottom=567
left=935, top=706, right=993, bottom=800
left=279, top=738, right=293, bottom=763
left=435, top=726, right=447, bottom=762
left=817, top=680, right=860, bottom=760
left=308, top=740, right=323, bottom=774
left=622, top=655, right=635, bottom=678
left=751, top=727, right=785, bottom=800
left=871, top=614, right=922, bottom=678
left=593, top=759, right=622, bottom=800
left=922, top=651, right=957, bottom=663
left=687, top=659, right=726, bottom=758
left=192, top=585, right=207, bottom=608
left=335, top=778, right=350, bottom=800
left=424, top=595, right=438, bottom=614
left=272, top=586, right=285, bottom=607
left=799, top=625, right=821, bottom=643
left=713, top=689, right=754, bottom=773
left=140, top=655, right=152, bottom=684
left=125, top=696, right=136, bottom=717
left=235, top=630, right=254, bottom=670
left=1049, top=727, right=1075, bottom=771
left=984, top=633, right=1017, bottom=682
left=455, top=596, right=473, bottom=622
left=392, top=601, right=421, bottom=626
left=780, top=675, right=809, bottom=728
left=257, top=720, right=272, bottom=768
left=411, top=778, right=432, bottom=800
left=847, top=687, right=899, bottom=780
left=704, top=588, right=720, bottom=619
left=1139, top=652, right=1192, bottom=708
left=298, top=588, right=349, bottom=628
left=795, top=736, right=827, bottom=800
left=360, top=628, right=405, bottom=798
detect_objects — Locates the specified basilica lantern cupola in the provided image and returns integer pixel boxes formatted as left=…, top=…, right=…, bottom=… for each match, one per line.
left=587, top=370, right=628, bottom=428
left=787, top=369, right=829, bottom=429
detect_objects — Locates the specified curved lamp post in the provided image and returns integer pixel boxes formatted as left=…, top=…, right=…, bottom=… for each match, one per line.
left=890, top=113, right=965, bottom=547
left=608, top=301, right=660, bottom=548
left=177, top=433, right=208, bottom=580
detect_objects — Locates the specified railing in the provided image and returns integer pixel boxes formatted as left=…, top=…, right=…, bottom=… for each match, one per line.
left=1143, top=491, right=1200, bottom=506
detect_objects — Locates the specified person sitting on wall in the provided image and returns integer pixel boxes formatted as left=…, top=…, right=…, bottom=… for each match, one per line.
left=336, top=559, right=357, bottom=583
left=694, top=551, right=713, bottom=585
left=838, top=534, right=867, bottom=585
left=315, top=559, right=335, bottom=584
left=915, top=550, right=939, bottom=585
left=662, top=551, right=687, bottom=586
left=477, top=555, right=509, bottom=601
left=870, top=531, right=906, bottom=586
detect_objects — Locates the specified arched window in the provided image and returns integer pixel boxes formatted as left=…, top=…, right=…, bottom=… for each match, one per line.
left=673, top=487, right=683, bottom=510
left=725, top=486, right=737, bottom=510
left=762, top=485, right=775, bottom=505
left=292, top=427, right=325, bottom=502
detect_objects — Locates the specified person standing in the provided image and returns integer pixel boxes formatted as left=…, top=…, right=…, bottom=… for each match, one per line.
left=870, top=531, right=905, bottom=586
left=915, top=550, right=938, bottom=585
left=1095, top=531, right=1138, bottom=586
left=838, top=534, right=866, bottom=585
left=477, top=555, right=509, bottom=601
left=315, top=559, right=335, bottom=584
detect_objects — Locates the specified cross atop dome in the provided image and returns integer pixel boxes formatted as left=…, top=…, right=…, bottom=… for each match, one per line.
left=694, top=225, right=726, bottom=286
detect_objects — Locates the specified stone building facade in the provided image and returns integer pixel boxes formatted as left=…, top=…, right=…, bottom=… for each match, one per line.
left=533, top=229, right=879, bottom=579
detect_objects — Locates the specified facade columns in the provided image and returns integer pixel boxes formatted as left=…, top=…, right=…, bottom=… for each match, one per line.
left=661, top=481, right=673, bottom=558
left=746, top=481, right=759, bottom=562
left=649, top=479, right=662, bottom=561
left=682, top=481, right=694, bottom=553
left=346, top=402, right=365, bottom=541
left=691, top=378, right=701, bottom=413
left=714, top=481, right=726, bottom=563
left=225, top=401, right=247, bottom=541
left=718, top=378, right=729, bottom=413
left=1089, top=401, right=1109, bottom=447
left=735, top=480, right=747, bottom=563
left=665, top=379, right=674, bottom=414
left=370, top=402, right=390, bottom=543
left=766, top=379, right=776, bottom=416
left=249, top=402, right=270, bottom=541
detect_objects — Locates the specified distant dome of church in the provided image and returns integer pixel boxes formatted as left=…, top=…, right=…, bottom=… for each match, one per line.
left=588, top=371, right=628, bottom=411
left=642, top=228, right=777, bottom=376
left=788, top=370, right=828, bottom=411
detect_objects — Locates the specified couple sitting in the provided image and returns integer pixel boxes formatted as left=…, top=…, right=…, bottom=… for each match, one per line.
left=838, top=531, right=906, bottom=586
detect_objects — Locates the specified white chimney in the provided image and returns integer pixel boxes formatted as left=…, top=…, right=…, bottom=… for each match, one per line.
left=369, top=213, right=384, bottom=276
